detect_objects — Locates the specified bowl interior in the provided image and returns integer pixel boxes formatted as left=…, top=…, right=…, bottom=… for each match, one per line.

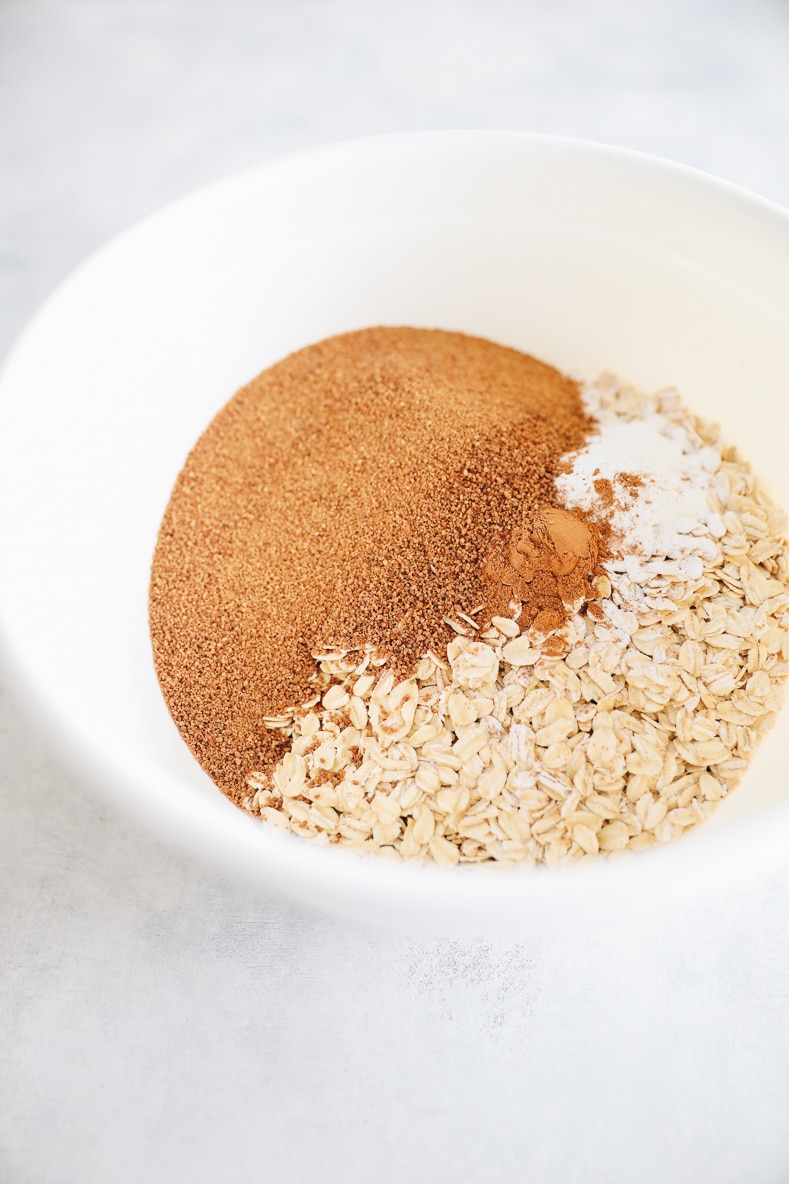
left=2, top=133, right=789, bottom=932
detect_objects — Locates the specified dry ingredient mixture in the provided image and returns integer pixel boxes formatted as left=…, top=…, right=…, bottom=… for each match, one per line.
left=149, top=328, right=789, bottom=866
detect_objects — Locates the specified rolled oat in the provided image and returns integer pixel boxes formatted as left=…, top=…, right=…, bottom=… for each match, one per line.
left=246, top=375, right=789, bottom=865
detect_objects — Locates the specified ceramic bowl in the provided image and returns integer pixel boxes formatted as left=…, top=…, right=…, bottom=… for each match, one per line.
left=2, top=132, right=789, bottom=934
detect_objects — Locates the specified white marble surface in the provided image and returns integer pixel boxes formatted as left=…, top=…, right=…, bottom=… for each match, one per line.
left=3, top=2, right=789, bottom=1181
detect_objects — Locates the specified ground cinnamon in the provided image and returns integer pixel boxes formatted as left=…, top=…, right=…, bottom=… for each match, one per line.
left=480, top=504, right=603, bottom=632
left=149, top=327, right=609, bottom=803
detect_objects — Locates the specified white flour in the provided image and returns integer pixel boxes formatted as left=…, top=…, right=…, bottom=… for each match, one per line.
left=557, top=386, right=726, bottom=591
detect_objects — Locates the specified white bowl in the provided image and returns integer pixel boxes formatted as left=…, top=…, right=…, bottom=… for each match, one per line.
left=2, top=131, right=789, bottom=935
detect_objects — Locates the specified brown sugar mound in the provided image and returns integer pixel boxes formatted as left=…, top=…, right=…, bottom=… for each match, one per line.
left=149, top=327, right=602, bottom=804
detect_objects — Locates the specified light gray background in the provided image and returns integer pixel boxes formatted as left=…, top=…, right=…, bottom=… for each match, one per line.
left=3, top=2, right=789, bottom=1181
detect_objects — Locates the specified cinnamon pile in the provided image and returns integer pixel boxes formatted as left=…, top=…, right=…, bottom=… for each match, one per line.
left=149, top=327, right=610, bottom=803
left=481, top=505, right=601, bottom=634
